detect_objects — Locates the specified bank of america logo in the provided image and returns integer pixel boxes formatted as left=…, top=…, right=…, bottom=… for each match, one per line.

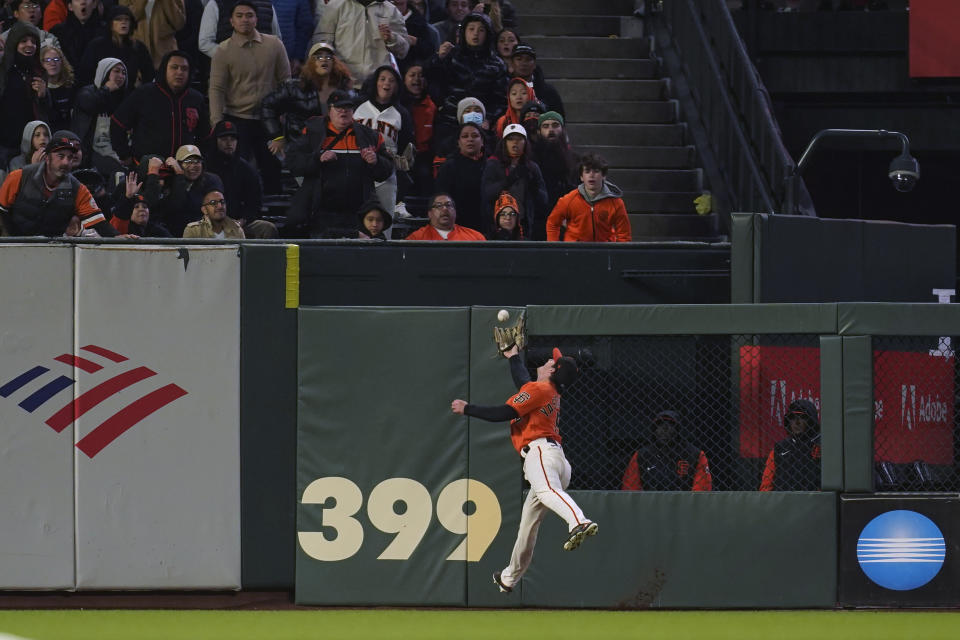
left=857, top=510, right=946, bottom=591
left=0, top=345, right=187, bottom=458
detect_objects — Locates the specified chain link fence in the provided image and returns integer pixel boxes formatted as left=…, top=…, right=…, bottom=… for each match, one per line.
left=873, top=335, right=959, bottom=492
left=527, top=333, right=822, bottom=492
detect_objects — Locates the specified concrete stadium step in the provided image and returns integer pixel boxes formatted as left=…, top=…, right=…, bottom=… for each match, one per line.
left=607, top=168, right=703, bottom=192
left=522, top=36, right=651, bottom=59
left=518, top=0, right=635, bottom=16
left=566, top=123, right=686, bottom=146
left=622, top=191, right=701, bottom=214
left=574, top=145, right=696, bottom=169
left=565, top=100, right=678, bottom=124
left=538, top=58, right=657, bottom=80
left=517, top=15, right=625, bottom=37
left=552, top=78, right=669, bottom=102
left=629, top=213, right=720, bottom=241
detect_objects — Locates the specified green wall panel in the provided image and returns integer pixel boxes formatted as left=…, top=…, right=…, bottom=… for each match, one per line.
left=820, top=336, right=844, bottom=492
left=842, top=336, right=875, bottom=493
left=239, top=245, right=297, bottom=588
left=838, top=302, right=960, bottom=336
left=296, top=308, right=470, bottom=605
left=730, top=212, right=756, bottom=304
left=518, top=491, right=837, bottom=608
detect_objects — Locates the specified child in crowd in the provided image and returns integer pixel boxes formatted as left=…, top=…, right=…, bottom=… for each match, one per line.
left=357, top=197, right=393, bottom=240
left=8, top=119, right=48, bottom=171
left=489, top=190, right=523, bottom=240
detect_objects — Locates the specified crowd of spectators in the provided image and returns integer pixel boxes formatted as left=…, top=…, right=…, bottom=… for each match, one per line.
left=0, top=0, right=635, bottom=242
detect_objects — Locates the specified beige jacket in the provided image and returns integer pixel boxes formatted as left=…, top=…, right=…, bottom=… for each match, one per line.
left=312, top=0, right=409, bottom=89
left=182, top=215, right=246, bottom=239
left=209, top=30, right=291, bottom=122
left=122, top=0, right=186, bottom=68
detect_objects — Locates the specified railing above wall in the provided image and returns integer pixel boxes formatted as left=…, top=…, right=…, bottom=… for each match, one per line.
left=654, top=0, right=812, bottom=216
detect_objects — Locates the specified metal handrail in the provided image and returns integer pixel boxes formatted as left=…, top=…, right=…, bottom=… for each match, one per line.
left=657, top=0, right=812, bottom=215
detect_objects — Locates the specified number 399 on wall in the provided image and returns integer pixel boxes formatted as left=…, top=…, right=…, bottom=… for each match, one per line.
left=298, top=477, right=502, bottom=562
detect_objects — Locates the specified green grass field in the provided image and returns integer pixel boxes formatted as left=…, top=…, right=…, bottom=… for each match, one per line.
left=0, top=609, right=958, bottom=640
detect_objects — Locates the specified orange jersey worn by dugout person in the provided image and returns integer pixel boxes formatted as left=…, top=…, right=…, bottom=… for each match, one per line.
left=505, top=380, right=562, bottom=454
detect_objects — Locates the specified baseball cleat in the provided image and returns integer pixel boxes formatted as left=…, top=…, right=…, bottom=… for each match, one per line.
left=562, top=521, right=598, bottom=551
left=492, top=571, right=513, bottom=593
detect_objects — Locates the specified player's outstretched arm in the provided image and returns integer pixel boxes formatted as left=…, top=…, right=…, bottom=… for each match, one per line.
left=506, top=349, right=531, bottom=389
left=450, top=399, right=518, bottom=422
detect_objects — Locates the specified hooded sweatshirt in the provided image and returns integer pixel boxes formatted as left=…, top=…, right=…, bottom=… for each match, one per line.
left=356, top=194, right=392, bottom=239
left=545, top=179, right=632, bottom=242
left=0, top=22, right=50, bottom=153
left=110, top=50, right=210, bottom=162
left=8, top=120, right=50, bottom=172
left=494, top=77, right=536, bottom=139
left=71, top=58, right=129, bottom=164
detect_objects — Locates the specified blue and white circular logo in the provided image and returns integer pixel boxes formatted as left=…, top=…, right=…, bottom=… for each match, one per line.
left=857, top=510, right=946, bottom=591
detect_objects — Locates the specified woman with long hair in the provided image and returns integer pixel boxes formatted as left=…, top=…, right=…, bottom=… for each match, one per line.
left=435, top=121, right=488, bottom=234
left=494, top=76, right=535, bottom=139
left=0, top=22, right=50, bottom=165
left=480, top=123, right=547, bottom=239
left=260, top=41, right=352, bottom=160
left=354, top=64, right=414, bottom=217
left=77, top=5, right=154, bottom=87
left=39, top=44, right=74, bottom=131
left=495, top=27, right=518, bottom=75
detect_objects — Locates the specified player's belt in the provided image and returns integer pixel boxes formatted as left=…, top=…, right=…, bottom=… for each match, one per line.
left=521, top=437, right=559, bottom=456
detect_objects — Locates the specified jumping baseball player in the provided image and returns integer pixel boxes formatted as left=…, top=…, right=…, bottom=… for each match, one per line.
left=450, top=344, right=598, bottom=594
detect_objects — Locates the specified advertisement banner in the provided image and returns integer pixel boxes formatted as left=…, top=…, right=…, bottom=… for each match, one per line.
left=73, top=245, right=241, bottom=589
left=840, top=495, right=960, bottom=607
left=738, top=345, right=821, bottom=458
left=0, top=245, right=75, bottom=589
left=873, top=349, right=954, bottom=464
left=909, top=0, right=960, bottom=78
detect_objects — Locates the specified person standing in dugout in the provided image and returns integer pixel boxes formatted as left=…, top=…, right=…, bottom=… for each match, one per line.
left=450, top=343, right=598, bottom=594
left=759, top=398, right=822, bottom=491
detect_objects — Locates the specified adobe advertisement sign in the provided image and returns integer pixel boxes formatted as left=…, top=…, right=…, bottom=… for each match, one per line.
left=873, top=349, right=954, bottom=464
left=840, top=495, right=960, bottom=607
left=738, top=345, right=820, bottom=459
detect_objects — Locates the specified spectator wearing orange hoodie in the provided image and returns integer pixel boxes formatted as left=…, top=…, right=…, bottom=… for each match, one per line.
left=494, top=76, right=534, bottom=139
left=546, top=152, right=631, bottom=242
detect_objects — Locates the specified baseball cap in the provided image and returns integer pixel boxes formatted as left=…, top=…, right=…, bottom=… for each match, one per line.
left=175, top=144, right=202, bottom=162
left=512, top=43, right=536, bottom=59
left=212, top=120, right=239, bottom=138
left=551, top=347, right=579, bottom=387
left=327, top=89, right=357, bottom=109
left=502, top=123, right=527, bottom=139
left=520, top=100, right=545, bottom=122
left=308, top=41, right=336, bottom=59
left=47, top=130, right=81, bottom=154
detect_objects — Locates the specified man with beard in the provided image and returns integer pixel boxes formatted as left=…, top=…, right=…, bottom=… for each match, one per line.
left=110, top=50, right=209, bottom=164
left=621, top=410, right=712, bottom=492
left=532, top=110, right=576, bottom=213
left=404, top=191, right=484, bottom=240
left=0, top=130, right=119, bottom=237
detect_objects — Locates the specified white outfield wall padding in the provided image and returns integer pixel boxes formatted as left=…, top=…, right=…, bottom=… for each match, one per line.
left=0, top=245, right=76, bottom=589
left=73, top=245, right=241, bottom=589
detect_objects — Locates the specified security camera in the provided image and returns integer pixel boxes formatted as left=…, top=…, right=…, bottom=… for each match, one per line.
left=888, top=152, right=919, bottom=193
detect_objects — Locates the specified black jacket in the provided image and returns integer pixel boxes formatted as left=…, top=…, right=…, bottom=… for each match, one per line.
left=435, top=152, right=486, bottom=234
left=531, top=65, right=565, bottom=118
left=204, top=149, right=263, bottom=222
left=49, top=12, right=106, bottom=71
left=259, top=76, right=347, bottom=142
left=285, top=116, right=393, bottom=237
left=77, top=36, right=155, bottom=87
left=0, top=23, right=51, bottom=155
left=110, top=50, right=210, bottom=162
left=481, top=157, right=548, bottom=239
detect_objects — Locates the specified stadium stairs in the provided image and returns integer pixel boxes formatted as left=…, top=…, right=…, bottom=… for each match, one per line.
left=515, top=0, right=723, bottom=241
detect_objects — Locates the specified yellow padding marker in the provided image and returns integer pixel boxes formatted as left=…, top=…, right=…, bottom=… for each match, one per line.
left=285, top=244, right=300, bottom=308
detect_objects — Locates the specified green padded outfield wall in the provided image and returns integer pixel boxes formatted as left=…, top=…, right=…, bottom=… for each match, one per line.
left=296, top=308, right=474, bottom=605
left=295, top=305, right=840, bottom=607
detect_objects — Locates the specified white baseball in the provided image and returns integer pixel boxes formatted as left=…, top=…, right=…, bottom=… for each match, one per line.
left=497, top=309, right=510, bottom=322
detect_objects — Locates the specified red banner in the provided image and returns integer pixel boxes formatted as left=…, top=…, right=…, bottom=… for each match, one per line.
left=738, top=345, right=820, bottom=458
left=909, top=0, right=960, bottom=78
left=873, top=350, right=954, bottom=464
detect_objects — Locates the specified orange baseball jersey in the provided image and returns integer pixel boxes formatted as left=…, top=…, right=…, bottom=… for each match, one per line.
left=0, top=169, right=104, bottom=230
left=506, top=380, right=562, bottom=454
